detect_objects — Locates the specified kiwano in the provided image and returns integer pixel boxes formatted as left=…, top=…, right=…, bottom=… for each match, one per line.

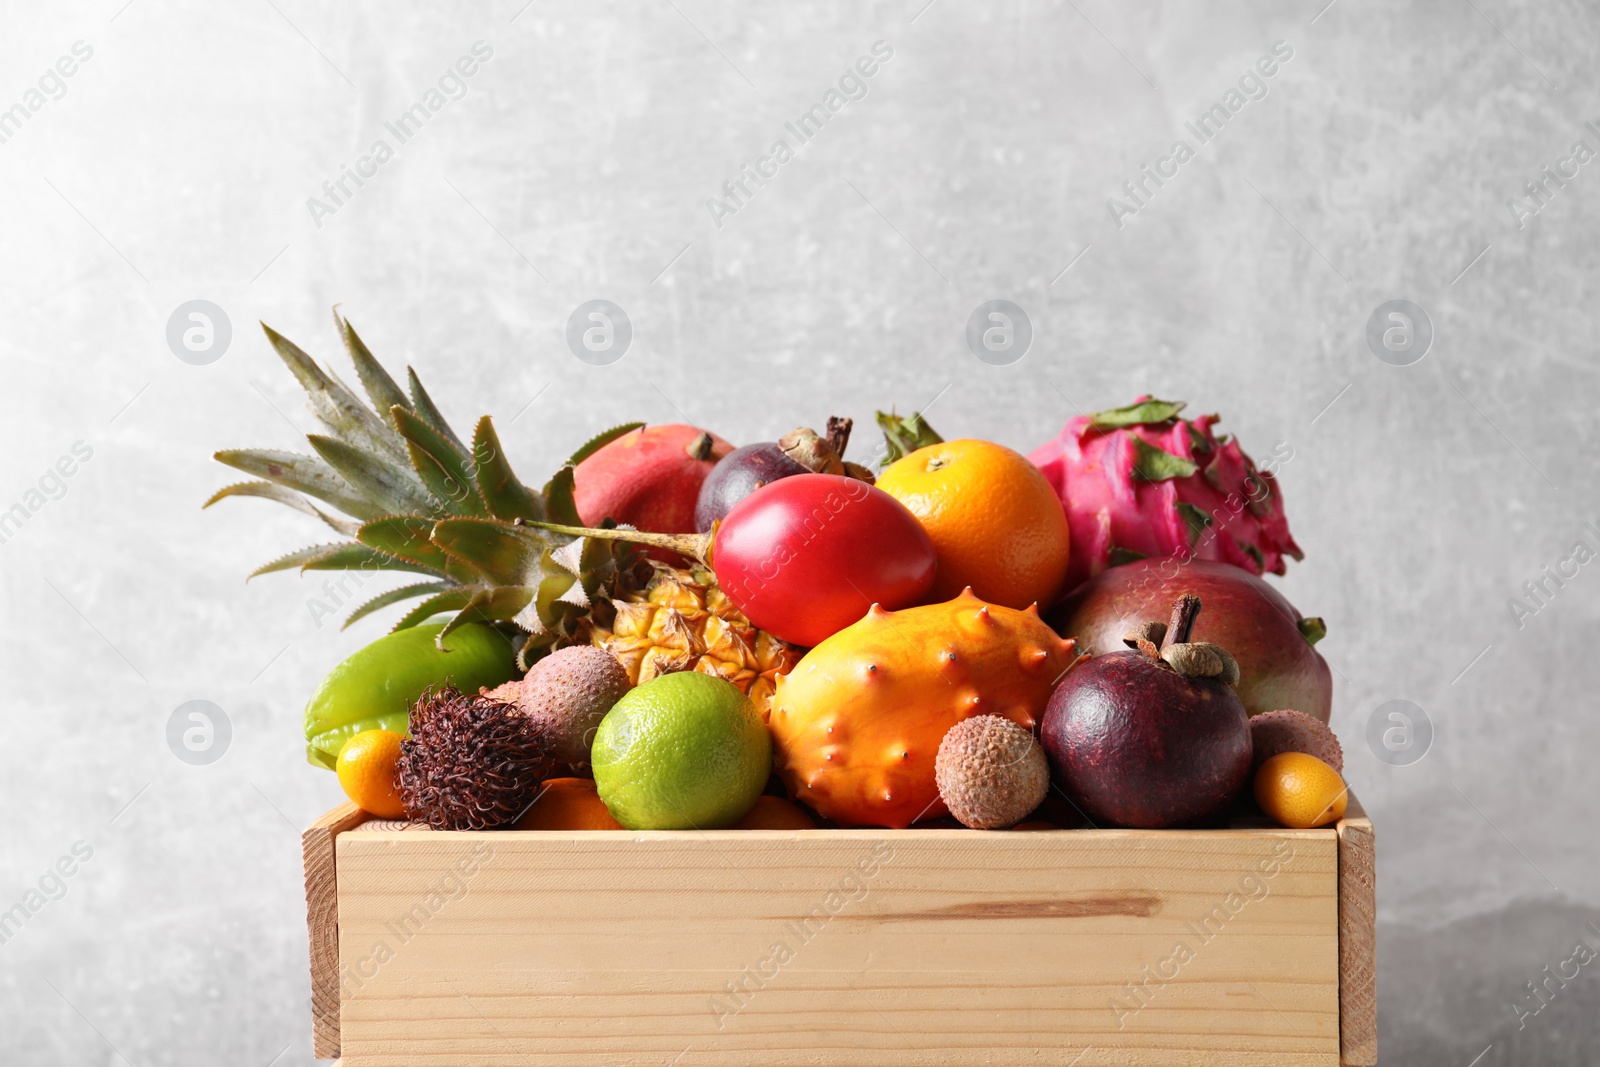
left=768, top=590, right=1080, bottom=827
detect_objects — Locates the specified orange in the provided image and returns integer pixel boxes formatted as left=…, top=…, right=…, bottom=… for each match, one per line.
left=335, top=729, right=407, bottom=819
left=514, top=778, right=624, bottom=831
left=876, top=439, right=1070, bottom=610
left=732, top=795, right=817, bottom=829
left=1254, top=752, right=1348, bottom=829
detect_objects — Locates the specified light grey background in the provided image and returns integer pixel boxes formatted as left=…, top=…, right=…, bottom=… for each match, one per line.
left=2, top=1, right=1595, bottom=1063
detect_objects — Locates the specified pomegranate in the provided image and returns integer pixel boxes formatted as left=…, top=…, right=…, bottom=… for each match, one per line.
left=573, top=424, right=732, bottom=536
left=1049, top=559, right=1332, bottom=722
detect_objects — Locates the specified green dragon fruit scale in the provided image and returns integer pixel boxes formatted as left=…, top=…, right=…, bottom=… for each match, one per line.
left=1028, top=397, right=1302, bottom=592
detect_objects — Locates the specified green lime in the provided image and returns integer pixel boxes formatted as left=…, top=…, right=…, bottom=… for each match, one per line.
left=592, top=672, right=772, bottom=830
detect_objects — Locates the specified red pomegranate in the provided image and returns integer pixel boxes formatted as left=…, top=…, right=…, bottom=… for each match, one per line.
left=573, top=425, right=733, bottom=542
left=1049, top=559, right=1332, bottom=723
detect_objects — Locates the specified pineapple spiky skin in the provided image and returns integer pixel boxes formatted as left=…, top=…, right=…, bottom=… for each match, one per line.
left=205, top=311, right=650, bottom=666
left=584, top=561, right=801, bottom=717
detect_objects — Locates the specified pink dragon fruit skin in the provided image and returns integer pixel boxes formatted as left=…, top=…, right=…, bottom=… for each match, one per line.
left=1028, top=398, right=1303, bottom=593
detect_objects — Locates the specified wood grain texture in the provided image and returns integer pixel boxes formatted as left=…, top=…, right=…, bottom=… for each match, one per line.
left=332, top=825, right=1343, bottom=1066
left=1336, top=793, right=1378, bottom=1066
left=303, top=802, right=372, bottom=1060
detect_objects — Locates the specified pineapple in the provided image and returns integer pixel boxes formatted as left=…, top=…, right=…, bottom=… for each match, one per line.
left=585, top=561, right=801, bottom=716
left=206, top=312, right=799, bottom=704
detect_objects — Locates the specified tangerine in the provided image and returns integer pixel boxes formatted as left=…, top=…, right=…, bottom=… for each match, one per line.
left=335, top=729, right=407, bottom=819
left=877, top=439, right=1070, bottom=610
left=514, top=778, right=624, bottom=831
left=732, top=795, right=817, bottom=829
left=1254, top=752, right=1348, bottom=828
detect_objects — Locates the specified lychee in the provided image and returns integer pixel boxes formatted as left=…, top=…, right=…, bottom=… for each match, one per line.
left=1249, top=708, right=1343, bottom=773
left=489, top=646, right=632, bottom=772
left=935, top=715, right=1050, bottom=829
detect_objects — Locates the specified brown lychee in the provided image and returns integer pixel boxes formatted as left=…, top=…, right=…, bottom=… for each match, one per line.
left=1250, top=708, right=1343, bottom=773
left=496, top=646, right=632, bottom=772
left=935, top=715, right=1050, bottom=829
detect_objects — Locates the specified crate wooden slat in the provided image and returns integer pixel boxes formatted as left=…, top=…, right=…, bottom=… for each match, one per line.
left=1335, top=795, right=1377, bottom=1065
left=305, top=800, right=1377, bottom=1066
left=303, top=802, right=369, bottom=1059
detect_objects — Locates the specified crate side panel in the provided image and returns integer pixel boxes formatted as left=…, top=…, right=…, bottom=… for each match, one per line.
left=335, top=830, right=1340, bottom=1067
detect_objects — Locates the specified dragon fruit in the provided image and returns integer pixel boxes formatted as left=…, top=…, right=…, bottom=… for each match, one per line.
left=1028, top=398, right=1302, bottom=592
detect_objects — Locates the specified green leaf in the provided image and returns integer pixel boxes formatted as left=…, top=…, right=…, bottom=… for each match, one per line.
left=341, top=581, right=452, bottom=629
left=1129, top=437, right=1198, bottom=482
left=437, top=587, right=536, bottom=644
left=391, top=587, right=478, bottom=631
left=875, top=410, right=944, bottom=467
left=392, top=406, right=487, bottom=518
left=407, top=366, right=468, bottom=454
left=1176, top=502, right=1213, bottom=546
left=302, top=543, right=437, bottom=573
left=565, top=422, right=644, bottom=467
left=203, top=480, right=360, bottom=536
left=249, top=542, right=353, bottom=578
left=541, top=466, right=582, bottom=526
left=1107, top=546, right=1147, bottom=567
left=473, top=416, right=544, bottom=522
left=248, top=542, right=436, bottom=579
left=261, top=323, right=407, bottom=462
left=337, top=314, right=411, bottom=418
left=1239, top=541, right=1266, bottom=571
left=516, top=564, right=583, bottom=636
left=309, top=434, right=440, bottom=516
left=212, top=448, right=383, bottom=519
left=357, top=516, right=454, bottom=573
left=431, top=518, right=548, bottom=587
left=1088, top=398, right=1187, bottom=430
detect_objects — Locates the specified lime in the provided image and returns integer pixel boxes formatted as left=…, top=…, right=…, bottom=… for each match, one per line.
left=592, top=672, right=772, bottom=830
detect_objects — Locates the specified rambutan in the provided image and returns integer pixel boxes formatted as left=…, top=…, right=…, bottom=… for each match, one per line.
left=397, top=687, right=559, bottom=830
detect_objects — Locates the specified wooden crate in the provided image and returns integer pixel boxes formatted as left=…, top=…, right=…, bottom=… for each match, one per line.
left=303, top=798, right=1375, bottom=1066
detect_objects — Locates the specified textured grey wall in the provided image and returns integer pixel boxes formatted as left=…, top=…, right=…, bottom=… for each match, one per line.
left=2, top=1, right=1596, bottom=1063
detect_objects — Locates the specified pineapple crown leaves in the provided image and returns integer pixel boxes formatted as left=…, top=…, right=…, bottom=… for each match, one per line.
left=206, top=311, right=644, bottom=651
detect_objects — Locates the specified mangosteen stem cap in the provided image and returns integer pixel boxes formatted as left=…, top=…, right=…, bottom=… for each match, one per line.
left=1164, top=594, right=1202, bottom=648
left=825, top=415, right=854, bottom=457
left=1121, top=620, right=1167, bottom=649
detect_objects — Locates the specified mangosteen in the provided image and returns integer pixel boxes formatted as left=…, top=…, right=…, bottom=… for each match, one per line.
left=1040, top=594, right=1252, bottom=829
left=694, top=417, right=873, bottom=531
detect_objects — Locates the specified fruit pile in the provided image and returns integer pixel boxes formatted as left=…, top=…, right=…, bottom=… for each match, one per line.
left=213, top=317, right=1349, bottom=834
